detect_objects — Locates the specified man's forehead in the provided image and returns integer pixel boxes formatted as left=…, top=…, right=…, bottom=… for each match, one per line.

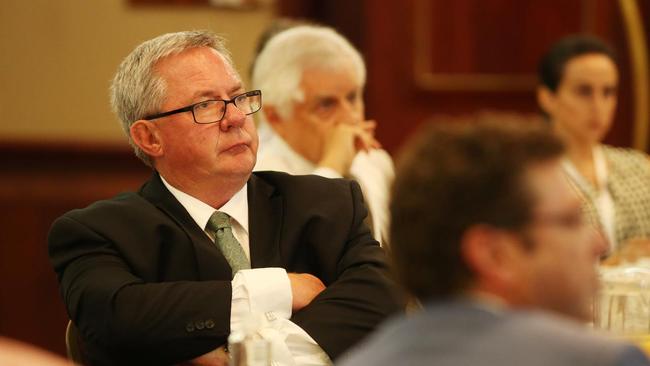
left=156, top=47, right=238, bottom=75
left=302, top=57, right=360, bottom=79
left=155, top=47, right=243, bottom=94
left=300, top=64, right=362, bottom=95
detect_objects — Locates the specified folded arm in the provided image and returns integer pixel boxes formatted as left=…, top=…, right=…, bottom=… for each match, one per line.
left=49, top=215, right=232, bottom=363
left=290, top=181, right=404, bottom=360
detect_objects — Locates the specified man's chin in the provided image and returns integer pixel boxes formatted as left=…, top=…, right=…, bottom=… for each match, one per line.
left=567, top=296, right=595, bottom=323
left=226, top=159, right=256, bottom=177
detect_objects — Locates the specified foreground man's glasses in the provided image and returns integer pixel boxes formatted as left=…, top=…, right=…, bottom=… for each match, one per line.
left=143, top=90, right=262, bottom=124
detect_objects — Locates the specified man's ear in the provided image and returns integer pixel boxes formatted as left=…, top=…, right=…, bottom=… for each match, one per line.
left=537, top=86, right=555, bottom=116
left=461, top=225, right=523, bottom=289
left=130, top=120, right=164, bottom=158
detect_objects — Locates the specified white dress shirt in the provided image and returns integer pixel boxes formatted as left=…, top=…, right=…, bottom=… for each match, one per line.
left=254, top=122, right=394, bottom=246
left=160, top=176, right=332, bottom=366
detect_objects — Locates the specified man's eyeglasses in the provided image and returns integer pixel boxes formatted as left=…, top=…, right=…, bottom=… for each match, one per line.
left=530, top=209, right=586, bottom=231
left=143, top=90, right=262, bottom=124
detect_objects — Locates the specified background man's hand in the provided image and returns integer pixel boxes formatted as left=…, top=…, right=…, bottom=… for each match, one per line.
left=318, top=120, right=381, bottom=175
left=288, top=273, right=326, bottom=311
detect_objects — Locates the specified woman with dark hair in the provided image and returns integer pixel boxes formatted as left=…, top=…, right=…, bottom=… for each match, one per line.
left=537, top=35, right=650, bottom=254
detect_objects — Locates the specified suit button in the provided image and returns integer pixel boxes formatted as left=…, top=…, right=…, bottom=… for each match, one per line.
left=186, top=323, right=195, bottom=332
left=195, top=321, right=205, bottom=330
left=205, top=319, right=215, bottom=329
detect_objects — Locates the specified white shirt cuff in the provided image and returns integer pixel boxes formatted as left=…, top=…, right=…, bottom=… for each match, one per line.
left=232, top=268, right=292, bottom=320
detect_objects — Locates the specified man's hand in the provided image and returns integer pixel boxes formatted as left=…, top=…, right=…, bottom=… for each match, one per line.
left=180, top=346, right=229, bottom=366
left=318, top=120, right=381, bottom=175
left=288, top=273, right=326, bottom=311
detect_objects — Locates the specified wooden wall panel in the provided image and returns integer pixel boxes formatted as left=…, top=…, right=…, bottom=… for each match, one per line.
left=279, top=0, right=648, bottom=154
left=0, top=142, right=150, bottom=356
left=364, top=0, right=643, bottom=153
left=418, top=0, right=585, bottom=75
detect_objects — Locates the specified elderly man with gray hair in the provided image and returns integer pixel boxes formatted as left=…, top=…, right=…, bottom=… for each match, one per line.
left=48, top=30, right=402, bottom=366
left=252, top=25, right=393, bottom=246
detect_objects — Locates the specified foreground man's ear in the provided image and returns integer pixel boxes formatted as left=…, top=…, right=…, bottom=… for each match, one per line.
left=130, top=120, right=164, bottom=158
left=461, top=225, right=526, bottom=294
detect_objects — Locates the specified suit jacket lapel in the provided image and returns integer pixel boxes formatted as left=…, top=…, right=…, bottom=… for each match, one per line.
left=247, top=173, right=283, bottom=268
left=139, top=172, right=232, bottom=280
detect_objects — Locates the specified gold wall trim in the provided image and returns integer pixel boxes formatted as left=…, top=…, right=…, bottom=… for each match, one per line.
left=415, top=73, right=537, bottom=91
left=619, top=0, right=649, bottom=151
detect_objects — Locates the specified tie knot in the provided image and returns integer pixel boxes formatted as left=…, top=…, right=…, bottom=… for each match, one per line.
left=207, top=211, right=231, bottom=232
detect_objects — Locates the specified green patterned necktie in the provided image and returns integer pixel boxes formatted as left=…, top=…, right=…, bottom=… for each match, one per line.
left=206, top=211, right=250, bottom=276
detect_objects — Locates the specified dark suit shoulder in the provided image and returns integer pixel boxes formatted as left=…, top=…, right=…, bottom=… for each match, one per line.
left=65, top=191, right=145, bottom=214
left=48, top=187, right=180, bottom=268
left=59, top=189, right=163, bottom=227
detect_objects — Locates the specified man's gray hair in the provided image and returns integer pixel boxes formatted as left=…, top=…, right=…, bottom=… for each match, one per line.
left=252, top=25, right=366, bottom=124
left=110, top=30, right=233, bottom=166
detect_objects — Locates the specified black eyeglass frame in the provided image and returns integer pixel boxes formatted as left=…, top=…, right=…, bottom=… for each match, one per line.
left=142, top=89, right=262, bottom=124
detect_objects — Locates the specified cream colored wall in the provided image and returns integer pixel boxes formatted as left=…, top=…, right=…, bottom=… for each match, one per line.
left=0, top=0, right=273, bottom=144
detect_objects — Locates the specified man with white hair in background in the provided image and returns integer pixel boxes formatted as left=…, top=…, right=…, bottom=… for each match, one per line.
left=252, top=25, right=393, bottom=246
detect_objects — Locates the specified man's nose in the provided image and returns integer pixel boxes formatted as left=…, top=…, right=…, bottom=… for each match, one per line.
left=589, top=227, right=609, bottom=258
left=337, top=100, right=361, bottom=125
left=220, top=103, right=246, bottom=131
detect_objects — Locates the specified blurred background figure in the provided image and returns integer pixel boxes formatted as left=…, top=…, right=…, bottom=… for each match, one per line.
left=537, top=35, right=650, bottom=255
left=338, top=115, right=649, bottom=366
left=0, top=337, right=70, bottom=366
left=252, top=24, right=394, bottom=246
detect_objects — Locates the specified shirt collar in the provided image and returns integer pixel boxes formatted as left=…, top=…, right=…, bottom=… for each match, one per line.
left=160, top=175, right=249, bottom=233
left=456, top=290, right=507, bottom=315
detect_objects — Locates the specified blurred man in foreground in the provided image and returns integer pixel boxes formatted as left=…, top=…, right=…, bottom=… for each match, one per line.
left=0, top=337, right=69, bottom=366
left=339, top=115, right=650, bottom=366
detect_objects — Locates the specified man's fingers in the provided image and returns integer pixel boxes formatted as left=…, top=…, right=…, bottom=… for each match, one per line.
left=184, top=346, right=229, bottom=366
left=361, top=120, right=377, bottom=134
left=354, top=128, right=381, bottom=152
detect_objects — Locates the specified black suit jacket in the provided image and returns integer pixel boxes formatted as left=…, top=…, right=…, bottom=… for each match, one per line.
left=48, top=171, right=402, bottom=365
